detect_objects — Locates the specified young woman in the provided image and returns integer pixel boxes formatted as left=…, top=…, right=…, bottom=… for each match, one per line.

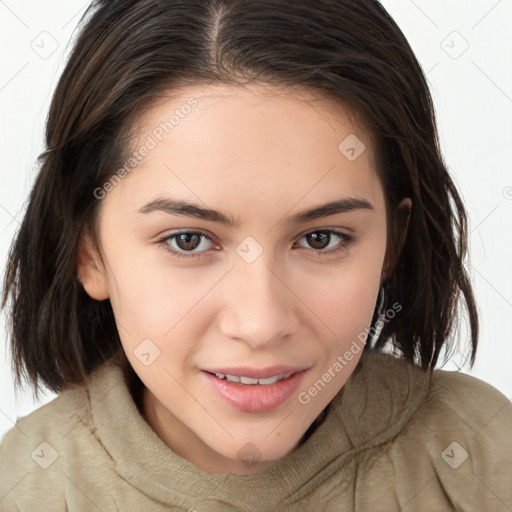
left=1, top=0, right=511, bottom=510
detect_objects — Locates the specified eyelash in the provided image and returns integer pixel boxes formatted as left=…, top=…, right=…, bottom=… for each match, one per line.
left=157, top=229, right=354, bottom=260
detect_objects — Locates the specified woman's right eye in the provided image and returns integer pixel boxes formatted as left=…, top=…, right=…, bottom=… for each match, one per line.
left=157, top=231, right=216, bottom=259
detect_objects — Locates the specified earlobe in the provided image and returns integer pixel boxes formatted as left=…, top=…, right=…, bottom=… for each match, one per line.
left=76, top=230, right=109, bottom=301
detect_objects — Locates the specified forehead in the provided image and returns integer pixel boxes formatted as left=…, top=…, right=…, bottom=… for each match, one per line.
left=105, top=82, right=383, bottom=218
left=136, top=82, right=374, bottom=153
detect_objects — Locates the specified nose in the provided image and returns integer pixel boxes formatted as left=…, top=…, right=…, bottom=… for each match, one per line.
left=217, top=254, right=300, bottom=349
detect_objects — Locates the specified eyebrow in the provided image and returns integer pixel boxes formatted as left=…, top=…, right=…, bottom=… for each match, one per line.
left=138, top=196, right=374, bottom=228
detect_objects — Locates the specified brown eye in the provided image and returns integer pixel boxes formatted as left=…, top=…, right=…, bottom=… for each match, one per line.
left=158, top=231, right=216, bottom=259
left=305, top=232, right=331, bottom=250
left=174, top=233, right=203, bottom=251
left=296, top=229, right=354, bottom=255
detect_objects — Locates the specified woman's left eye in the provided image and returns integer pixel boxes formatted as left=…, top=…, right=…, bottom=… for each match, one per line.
left=294, top=229, right=354, bottom=256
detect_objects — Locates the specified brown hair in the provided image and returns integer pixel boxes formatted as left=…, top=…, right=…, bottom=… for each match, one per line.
left=2, top=0, right=478, bottom=395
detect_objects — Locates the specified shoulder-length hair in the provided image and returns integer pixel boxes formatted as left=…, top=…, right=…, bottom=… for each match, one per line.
left=2, top=0, right=478, bottom=395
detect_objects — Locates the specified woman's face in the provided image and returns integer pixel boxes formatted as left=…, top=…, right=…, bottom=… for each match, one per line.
left=79, top=83, right=389, bottom=474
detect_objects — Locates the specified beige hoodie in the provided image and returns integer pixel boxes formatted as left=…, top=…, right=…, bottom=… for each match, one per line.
left=1, top=349, right=511, bottom=511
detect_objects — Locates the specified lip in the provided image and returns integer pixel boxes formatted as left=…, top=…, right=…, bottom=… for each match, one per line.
left=203, top=365, right=308, bottom=380
left=202, top=368, right=308, bottom=413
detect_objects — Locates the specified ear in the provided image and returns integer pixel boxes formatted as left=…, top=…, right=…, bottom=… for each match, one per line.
left=77, top=228, right=109, bottom=300
left=381, top=197, right=412, bottom=283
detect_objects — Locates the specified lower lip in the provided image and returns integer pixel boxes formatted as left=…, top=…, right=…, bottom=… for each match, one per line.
left=202, top=370, right=306, bottom=413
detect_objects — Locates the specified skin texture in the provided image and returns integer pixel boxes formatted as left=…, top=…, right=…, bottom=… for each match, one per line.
left=77, top=83, right=408, bottom=475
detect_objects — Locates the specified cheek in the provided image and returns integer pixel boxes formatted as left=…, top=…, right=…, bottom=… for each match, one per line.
left=106, top=261, right=208, bottom=378
left=308, top=272, right=380, bottom=350
left=101, top=241, right=212, bottom=341
left=308, top=244, right=385, bottom=324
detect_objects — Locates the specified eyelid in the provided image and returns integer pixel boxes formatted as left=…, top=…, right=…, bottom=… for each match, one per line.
left=295, top=225, right=354, bottom=239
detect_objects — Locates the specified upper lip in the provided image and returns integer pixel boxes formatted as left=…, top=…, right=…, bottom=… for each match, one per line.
left=203, top=365, right=309, bottom=379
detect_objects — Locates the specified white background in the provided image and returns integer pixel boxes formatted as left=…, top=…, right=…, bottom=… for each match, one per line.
left=1, top=0, right=511, bottom=441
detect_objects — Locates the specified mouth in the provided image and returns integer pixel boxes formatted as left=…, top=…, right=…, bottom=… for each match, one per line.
left=207, top=371, right=293, bottom=386
left=204, top=365, right=307, bottom=381
left=201, top=366, right=308, bottom=413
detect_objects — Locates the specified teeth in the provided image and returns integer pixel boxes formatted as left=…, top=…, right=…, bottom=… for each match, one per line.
left=240, top=376, right=259, bottom=385
left=214, top=372, right=292, bottom=385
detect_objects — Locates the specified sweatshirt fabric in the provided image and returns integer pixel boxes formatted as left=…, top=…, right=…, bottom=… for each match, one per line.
left=1, top=349, right=511, bottom=512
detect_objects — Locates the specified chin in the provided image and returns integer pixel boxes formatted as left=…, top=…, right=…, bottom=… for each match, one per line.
left=212, top=431, right=302, bottom=471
